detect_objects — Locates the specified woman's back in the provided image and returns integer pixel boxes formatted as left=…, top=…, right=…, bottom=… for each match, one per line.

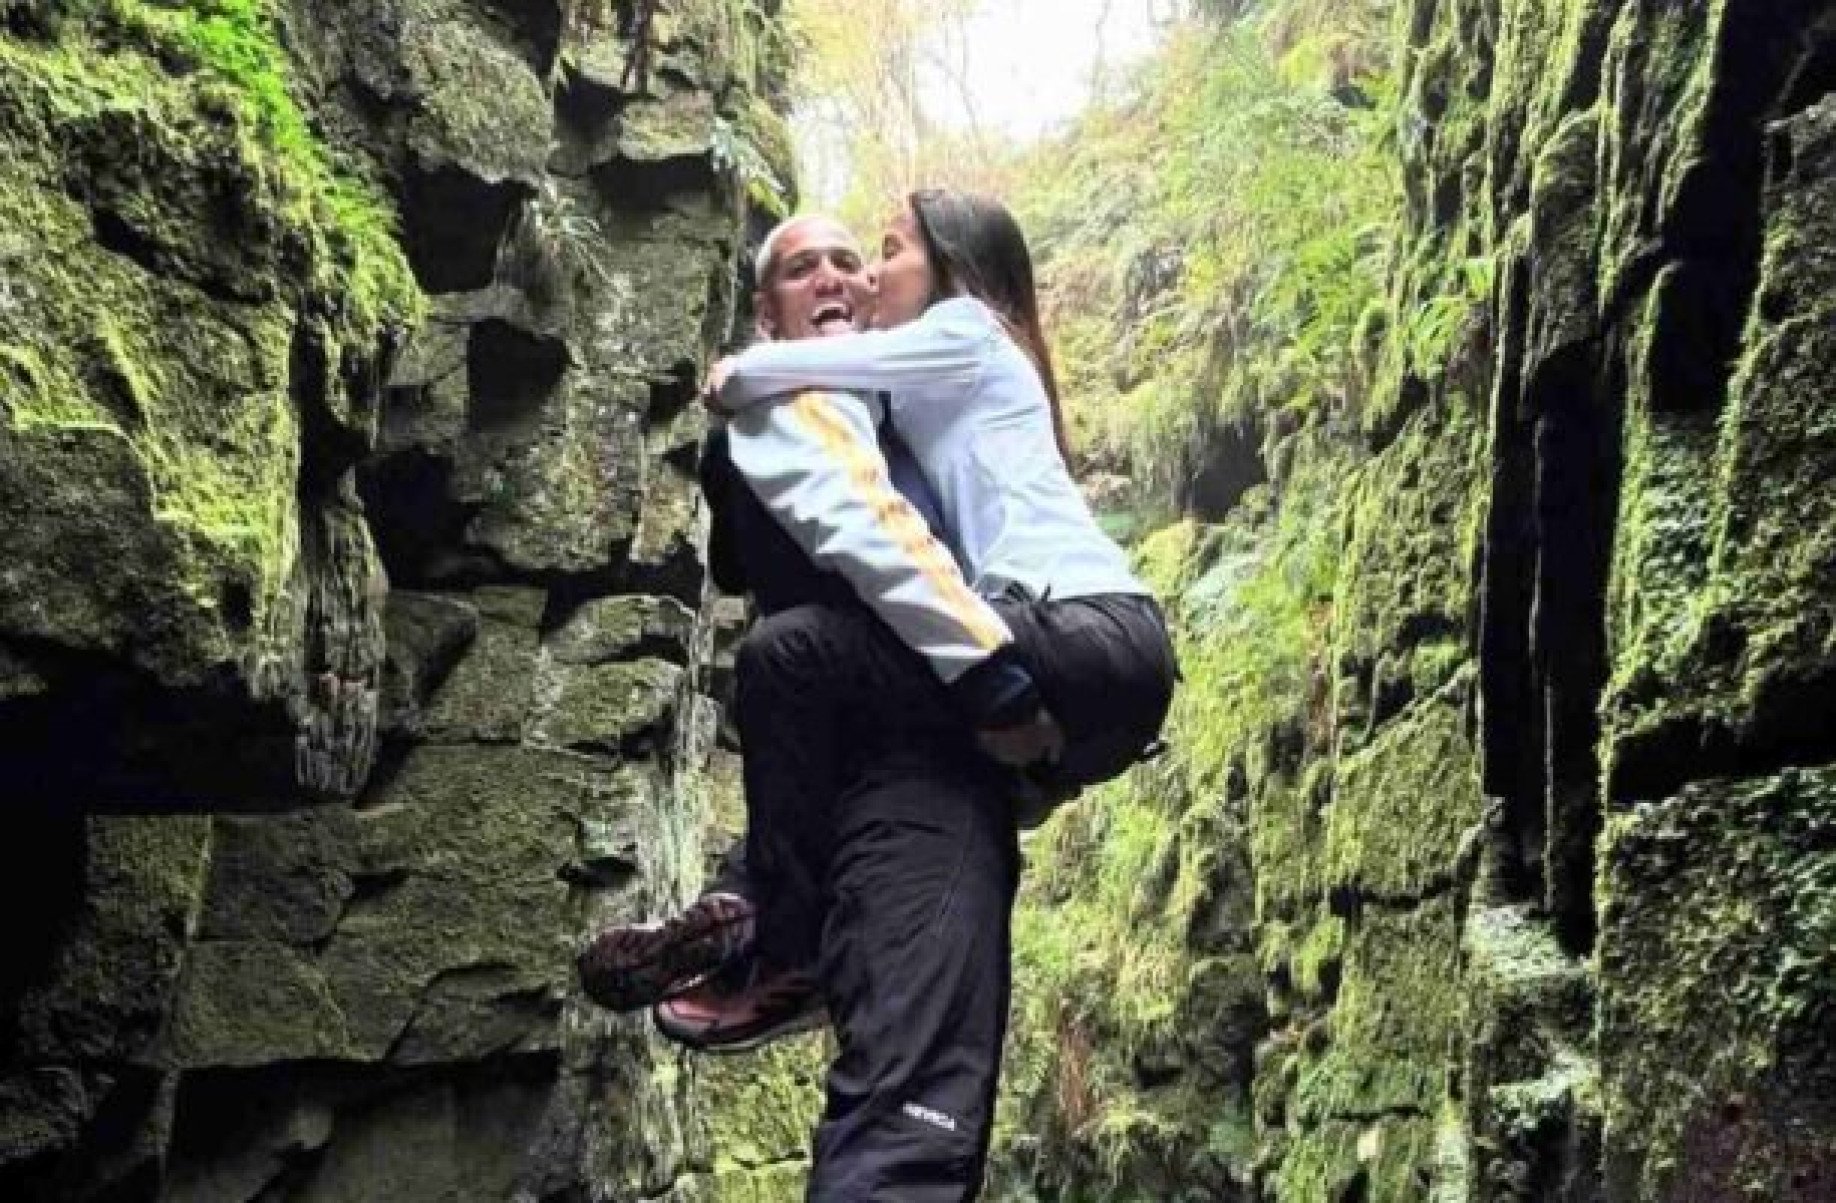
left=885, top=298, right=1141, bottom=600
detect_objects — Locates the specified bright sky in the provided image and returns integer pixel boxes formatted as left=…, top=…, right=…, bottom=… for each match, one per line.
left=926, top=0, right=1165, bottom=140
left=794, top=0, right=1169, bottom=207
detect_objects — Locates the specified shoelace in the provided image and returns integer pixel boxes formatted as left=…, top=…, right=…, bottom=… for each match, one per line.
left=583, top=903, right=749, bottom=978
left=666, top=897, right=755, bottom=960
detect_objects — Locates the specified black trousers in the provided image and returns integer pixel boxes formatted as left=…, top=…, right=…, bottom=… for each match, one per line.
left=811, top=753, right=1018, bottom=1201
left=732, top=605, right=1015, bottom=1200
left=731, top=592, right=1175, bottom=1200
left=990, top=587, right=1178, bottom=825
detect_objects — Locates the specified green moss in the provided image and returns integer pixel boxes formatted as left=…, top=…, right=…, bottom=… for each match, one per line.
left=1428, top=1099, right=1471, bottom=1203
left=121, top=0, right=419, bottom=331
left=1252, top=768, right=1326, bottom=920
left=1475, top=1052, right=1601, bottom=1202
left=697, top=1034, right=827, bottom=1194
left=1596, top=1, right=1725, bottom=306
left=1269, top=1115, right=1440, bottom=1203
left=0, top=344, right=119, bottom=433
left=1596, top=768, right=1836, bottom=1201
left=530, top=657, right=683, bottom=752
left=1323, top=686, right=1481, bottom=901
left=156, top=939, right=357, bottom=1067
left=1133, top=518, right=1209, bottom=600
left=13, top=815, right=215, bottom=1062
left=1604, top=384, right=1721, bottom=711
left=1462, top=906, right=1592, bottom=1087
left=1290, top=897, right=1463, bottom=1125
left=108, top=304, right=301, bottom=605
left=1291, top=915, right=1346, bottom=1002
left=1606, top=215, right=1836, bottom=787
left=0, top=83, right=294, bottom=633
left=1330, top=401, right=1485, bottom=749
left=0, top=3, right=418, bottom=661
left=714, top=98, right=792, bottom=218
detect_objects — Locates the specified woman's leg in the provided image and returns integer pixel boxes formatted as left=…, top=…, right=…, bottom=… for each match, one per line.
left=576, top=840, right=756, bottom=1011
left=995, top=591, right=1179, bottom=811
left=579, top=599, right=969, bottom=1014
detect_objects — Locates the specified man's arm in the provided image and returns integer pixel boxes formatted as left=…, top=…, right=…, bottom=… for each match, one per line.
left=725, top=388, right=1039, bottom=728
left=699, top=429, right=750, bottom=597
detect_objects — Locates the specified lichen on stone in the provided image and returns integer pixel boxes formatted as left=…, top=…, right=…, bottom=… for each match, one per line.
left=0, top=1, right=417, bottom=719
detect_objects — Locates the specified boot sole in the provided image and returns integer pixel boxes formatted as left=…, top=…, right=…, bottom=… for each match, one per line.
left=653, top=1005, right=828, bottom=1055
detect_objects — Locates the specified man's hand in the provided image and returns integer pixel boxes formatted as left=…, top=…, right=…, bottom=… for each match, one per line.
left=978, top=708, right=1066, bottom=769
left=702, top=356, right=736, bottom=411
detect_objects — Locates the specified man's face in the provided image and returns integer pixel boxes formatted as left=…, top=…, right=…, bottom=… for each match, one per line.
left=756, top=218, right=875, bottom=342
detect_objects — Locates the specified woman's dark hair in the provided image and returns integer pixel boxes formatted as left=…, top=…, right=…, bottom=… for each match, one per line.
left=907, top=189, right=1070, bottom=461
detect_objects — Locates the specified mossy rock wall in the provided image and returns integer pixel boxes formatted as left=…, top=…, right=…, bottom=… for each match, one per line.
left=993, top=1, right=1835, bottom=1200
left=0, top=1, right=792, bottom=1198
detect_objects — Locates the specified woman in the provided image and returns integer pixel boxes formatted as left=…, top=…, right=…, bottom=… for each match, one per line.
left=708, top=188, right=1177, bottom=801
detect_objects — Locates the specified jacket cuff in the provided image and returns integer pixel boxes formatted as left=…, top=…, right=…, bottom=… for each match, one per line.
left=948, top=646, right=1042, bottom=730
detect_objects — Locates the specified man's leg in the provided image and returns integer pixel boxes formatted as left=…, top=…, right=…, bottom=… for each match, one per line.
left=584, top=602, right=955, bottom=1016
left=808, top=753, right=1019, bottom=1202
left=733, top=604, right=958, bottom=972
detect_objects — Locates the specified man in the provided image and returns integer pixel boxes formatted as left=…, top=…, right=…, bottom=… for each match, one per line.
left=580, top=215, right=1026, bottom=1199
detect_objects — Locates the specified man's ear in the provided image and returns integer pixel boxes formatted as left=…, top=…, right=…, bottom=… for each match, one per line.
left=753, top=291, right=777, bottom=340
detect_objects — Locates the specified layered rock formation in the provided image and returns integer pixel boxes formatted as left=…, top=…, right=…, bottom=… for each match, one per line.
left=0, top=1, right=791, bottom=1197
left=1255, top=1, right=1836, bottom=1195
left=992, top=1, right=1835, bottom=1200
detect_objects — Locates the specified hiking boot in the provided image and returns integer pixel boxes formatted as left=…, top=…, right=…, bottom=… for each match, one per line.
left=577, top=892, right=756, bottom=1013
left=652, top=960, right=826, bottom=1054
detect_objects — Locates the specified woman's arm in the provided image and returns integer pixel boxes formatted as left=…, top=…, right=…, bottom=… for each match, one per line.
left=713, top=300, right=990, bottom=412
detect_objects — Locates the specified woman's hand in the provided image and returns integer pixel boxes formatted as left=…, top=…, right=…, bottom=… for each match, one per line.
left=978, top=708, right=1066, bottom=769
left=702, top=356, right=736, bottom=411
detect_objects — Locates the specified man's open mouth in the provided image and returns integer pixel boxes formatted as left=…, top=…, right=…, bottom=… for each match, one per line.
left=811, top=301, right=852, bottom=335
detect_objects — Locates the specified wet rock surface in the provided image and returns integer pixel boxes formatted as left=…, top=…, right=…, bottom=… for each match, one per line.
left=1, top=1, right=789, bottom=1197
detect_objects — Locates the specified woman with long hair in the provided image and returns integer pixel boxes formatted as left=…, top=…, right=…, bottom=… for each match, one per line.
left=708, top=188, right=1175, bottom=797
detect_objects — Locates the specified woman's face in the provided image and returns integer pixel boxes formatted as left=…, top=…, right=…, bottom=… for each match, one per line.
left=872, top=206, right=936, bottom=329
